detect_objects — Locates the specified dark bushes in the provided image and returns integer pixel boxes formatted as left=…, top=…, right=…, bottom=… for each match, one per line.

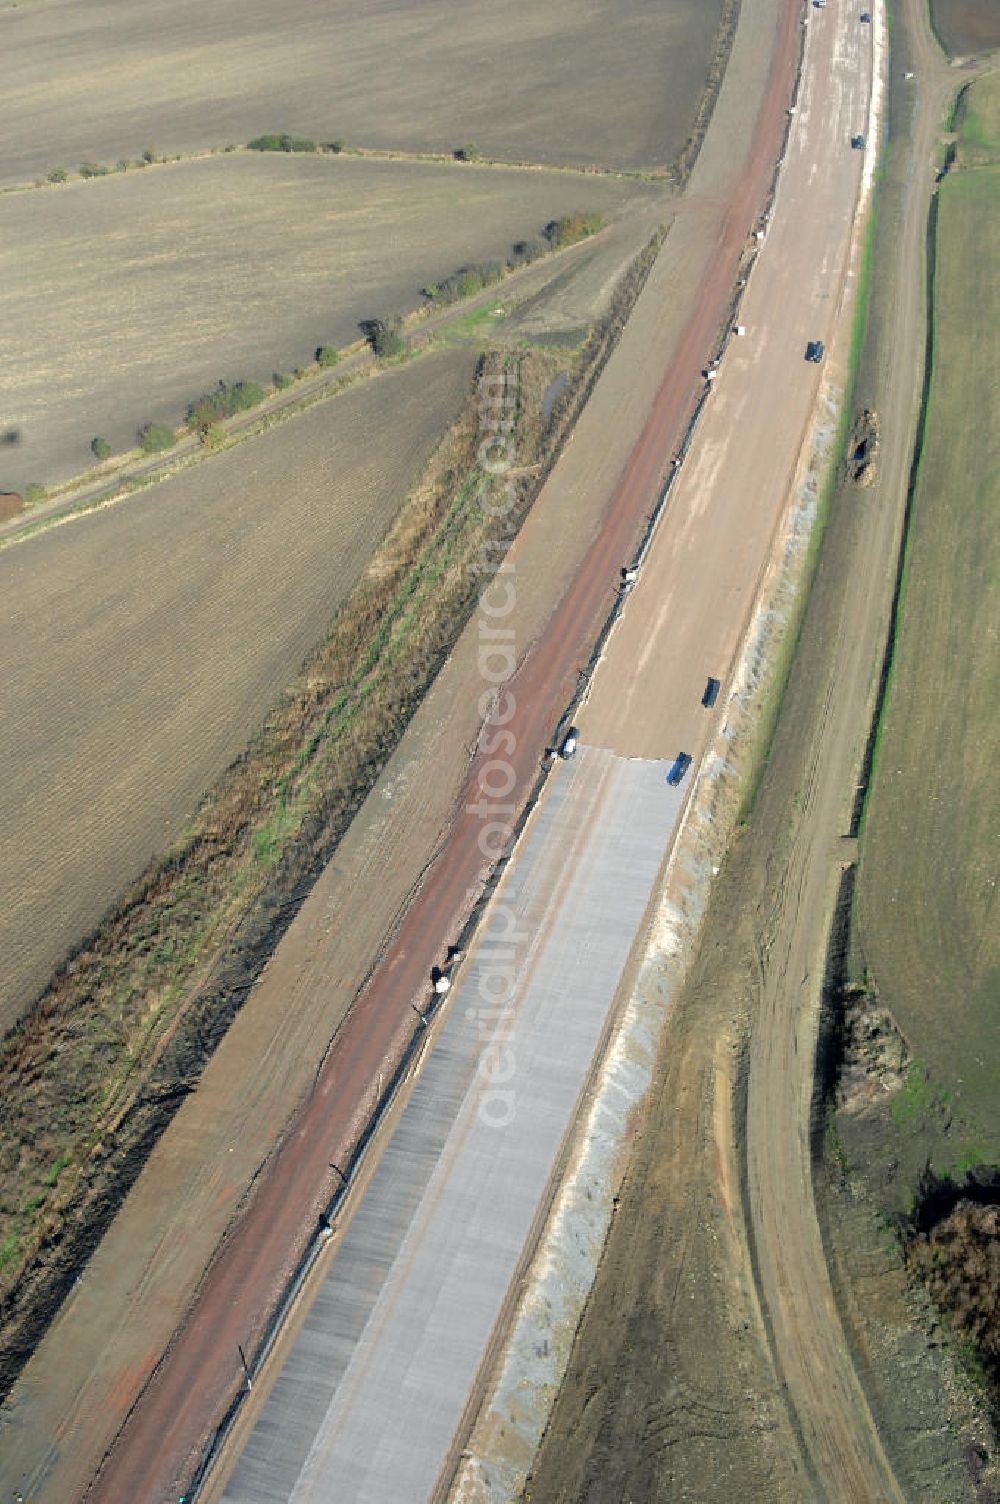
left=362, top=317, right=406, bottom=359
left=137, top=423, right=177, bottom=454
left=247, top=134, right=317, bottom=153
left=185, top=379, right=266, bottom=434
left=423, top=261, right=506, bottom=305
left=543, top=212, right=605, bottom=248
left=422, top=213, right=604, bottom=310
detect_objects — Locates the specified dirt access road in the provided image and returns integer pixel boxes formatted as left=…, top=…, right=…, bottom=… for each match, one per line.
left=740, top=6, right=958, bottom=1494
left=530, top=3, right=965, bottom=1500
left=0, top=2, right=800, bottom=1501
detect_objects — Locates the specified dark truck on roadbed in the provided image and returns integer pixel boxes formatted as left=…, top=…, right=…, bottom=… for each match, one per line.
left=666, top=752, right=693, bottom=786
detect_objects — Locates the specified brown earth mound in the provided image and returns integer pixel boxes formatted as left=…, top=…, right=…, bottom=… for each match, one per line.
left=844, top=407, right=880, bottom=486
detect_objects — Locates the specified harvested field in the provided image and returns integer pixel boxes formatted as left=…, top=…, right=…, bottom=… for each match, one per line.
left=930, top=0, right=1000, bottom=55
left=857, top=71, right=1000, bottom=1164
left=0, top=349, right=475, bottom=1031
left=0, top=154, right=658, bottom=488
left=0, top=0, right=724, bottom=188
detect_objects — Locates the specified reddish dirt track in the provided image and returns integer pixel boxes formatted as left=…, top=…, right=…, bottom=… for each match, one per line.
left=90, top=7, right=801, bottom=1499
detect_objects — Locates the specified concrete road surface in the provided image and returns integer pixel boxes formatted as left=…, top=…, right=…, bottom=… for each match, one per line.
left=217, top=749, right=682, bottom=1503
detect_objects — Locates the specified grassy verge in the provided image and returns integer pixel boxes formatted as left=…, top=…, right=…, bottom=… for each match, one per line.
left=821, top=68, right=1000, bottom=1416
left=855, top=72, right=1000, bottom=1161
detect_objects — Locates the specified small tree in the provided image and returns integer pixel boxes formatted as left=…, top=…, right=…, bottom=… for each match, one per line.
left=511, top=236, right=548, bottom=265
left=543, top=211, right=605, bottom=249
left=47, top=166, right=68, bottom=183
left=273, top=371, right=293, bottom=389
left=142, top=146, right=158, bottom=164
left=316, top=345, right=339, bottom=368
left=454, top=143, right=479, bottom=162
left=366, top=317, right=406, bottom=359
left=91, top=436, right=111, bottom=461
left=138, top=421, right=177, bottom=454
left=186, top=396, right=219, bottom=435
left=325, top=139, right=346, bottom=155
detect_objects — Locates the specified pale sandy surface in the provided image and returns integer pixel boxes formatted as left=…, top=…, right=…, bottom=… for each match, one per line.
left=0, top=0, right=790, bottom=1498
left=583, top=0, right=872, bottom=757
left=0, top=0, right=721, bottom=186
left=0, top=349, right=474, bottom=1029
left=0, top=157, right=659, bottom=489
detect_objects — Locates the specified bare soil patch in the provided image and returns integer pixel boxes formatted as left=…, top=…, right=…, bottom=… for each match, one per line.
left=0, top=350, right=474, bottom=1030
left=843, top=407, right=881, bottom=485
left=0, top=154, right=657, bottom=488
left=817, top=1154, right=1000, bottom=1501
left=0, top=0, right=722, bottom=187
left=930, top=0, right=1000, bottom=56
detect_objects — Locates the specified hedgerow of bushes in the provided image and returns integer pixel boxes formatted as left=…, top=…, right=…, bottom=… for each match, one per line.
left=247, top=134, right=318, bottom=154
left=421, top=211, right=605, bottom=308
left=186, top=379, right=267, bottom=435
left=69, top=205, right=606, bottom=477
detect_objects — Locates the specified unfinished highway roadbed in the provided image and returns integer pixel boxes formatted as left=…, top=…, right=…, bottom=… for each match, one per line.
left=216, top=747, right=683, bottom=1502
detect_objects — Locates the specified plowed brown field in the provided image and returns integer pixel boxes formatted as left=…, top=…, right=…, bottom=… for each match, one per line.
left=930, top=0, right=1000, bottom=54
left=0, top=0, right=722, bottom=187
left=0, top=350, right=474, bottom=1029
